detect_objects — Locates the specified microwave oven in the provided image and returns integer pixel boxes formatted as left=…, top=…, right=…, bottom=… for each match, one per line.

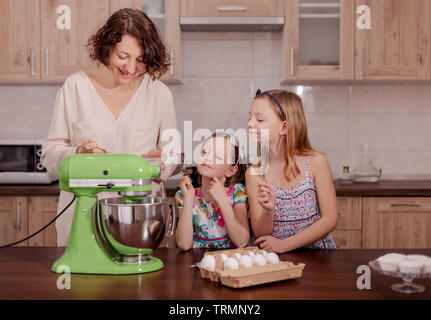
left=0, top=140, right=57, bottom=184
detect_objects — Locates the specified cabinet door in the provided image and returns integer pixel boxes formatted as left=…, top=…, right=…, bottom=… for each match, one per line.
left=283, top=0, right=354, bottom=80
left=180, top=0, right=284, bottom=17
left=40, top=0, right=110, bottom=80
left=28, top=196, right=59, bottom=246
left=355, top=0, right=431, bottom=79
left=363, top=197, right=431, bottom=248
left=110, top=0, right=181, bottom=83
left=332, top=196, right=362, bottom=248
left=0, top=196, right=28, bottom=246
left=0, top=0, right=41, bottom=80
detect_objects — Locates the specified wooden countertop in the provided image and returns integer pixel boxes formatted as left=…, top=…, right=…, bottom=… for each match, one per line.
left=1, top=247, right=430, bottom=300
left=0, top=180, right=430, bottom=197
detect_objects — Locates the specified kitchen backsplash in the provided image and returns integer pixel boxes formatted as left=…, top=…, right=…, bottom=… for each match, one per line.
left=1, top=32, right=430, bottom=179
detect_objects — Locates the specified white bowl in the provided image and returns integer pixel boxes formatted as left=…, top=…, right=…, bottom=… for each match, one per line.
left=399, top=260, right=424, bottom=273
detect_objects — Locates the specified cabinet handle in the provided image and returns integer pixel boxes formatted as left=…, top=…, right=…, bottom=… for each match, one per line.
left=290, top=47, right=295, bottom=77
left=17, top=199, right=21, bottom=231
left=170, top=48, right=174, bottom=77
left=390, top=203, right=421, bottom=208
left=360, top=48, right=365, bottom=77
left=30, top=48, right=35, bottom=76
left=45, top=48, right=49, bottom=76
left=217, top=6, right=246, bottom=12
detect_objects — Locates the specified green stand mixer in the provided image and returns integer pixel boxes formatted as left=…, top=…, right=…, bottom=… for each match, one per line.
left=52, top=153, right=176, bottom=274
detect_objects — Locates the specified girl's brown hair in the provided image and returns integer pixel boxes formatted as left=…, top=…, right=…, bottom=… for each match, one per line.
left=255, top=89, right=315, bottom=182
left=197, top=133, right=247, bottom=187
left=86, top=8, right=170, bottom=80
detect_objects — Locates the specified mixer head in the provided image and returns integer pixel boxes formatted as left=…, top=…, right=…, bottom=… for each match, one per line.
left=58, top=154, right=160, bottom=197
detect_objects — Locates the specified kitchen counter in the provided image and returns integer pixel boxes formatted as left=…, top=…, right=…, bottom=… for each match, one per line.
left=0, top=247, right=430, bottom=300
left=1, top=180, right=430, bottom=197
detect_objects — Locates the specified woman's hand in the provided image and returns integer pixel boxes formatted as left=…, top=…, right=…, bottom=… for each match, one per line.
left=257, top=179, right=276, bottom=212
left=208, top=177, right=228, bottom=204
left=179, top=175, right=195, bottom=204
left=142, top=149, right=166, bottom=171
left=254, top=235, right=287, bottom=253
left=76, top=139, right=107, bottom=154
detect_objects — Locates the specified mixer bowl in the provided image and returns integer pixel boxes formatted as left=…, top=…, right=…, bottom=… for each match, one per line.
left=99, top=197, right=171, bottom=251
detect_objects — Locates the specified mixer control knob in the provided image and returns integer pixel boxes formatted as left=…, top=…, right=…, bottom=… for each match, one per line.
left=106, top=183, right=113, bottom=189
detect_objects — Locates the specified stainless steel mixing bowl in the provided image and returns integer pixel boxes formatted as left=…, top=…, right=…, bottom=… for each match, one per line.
left=99, top=196, right=175, bottom=250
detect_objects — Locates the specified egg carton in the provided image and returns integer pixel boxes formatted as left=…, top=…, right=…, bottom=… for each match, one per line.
left=197, top=247, right=305, bottom=288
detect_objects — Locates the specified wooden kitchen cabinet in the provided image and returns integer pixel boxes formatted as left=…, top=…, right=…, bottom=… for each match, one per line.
left=28, top=196, right=58, bottom=246
left=111, top=0, right=181, bottom=83
left=332, top=196, right=362, bottom=248
left=362, top=197, right=431, bottom=248
left=41, top=0, right=110, bottom=80
left=0, top=196, right=29, bottom=246
left=0, top=0, right=41, bottom=80
left=180, top=0, right=284, bottom=17
left=355, top=0, right=431, bottom=80
left=282, top=0, right=355, bottom=81
left=0, top=0, right=109, bottom=80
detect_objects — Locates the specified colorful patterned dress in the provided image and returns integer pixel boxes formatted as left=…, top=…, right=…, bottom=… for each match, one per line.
left=271, top=156, right=337, bottom=249
left=175, top=183, right=247, bottom=249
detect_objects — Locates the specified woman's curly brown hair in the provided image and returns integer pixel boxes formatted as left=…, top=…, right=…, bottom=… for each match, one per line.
left=86, top=8, right=170, bottom=80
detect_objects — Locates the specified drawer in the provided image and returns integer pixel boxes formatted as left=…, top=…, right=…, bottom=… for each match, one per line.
left=180, top=0, right=284, bottom=17
left=375, top=197, right=431, bottom=212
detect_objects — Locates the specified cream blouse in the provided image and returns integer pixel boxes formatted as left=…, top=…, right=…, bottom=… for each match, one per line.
left=41, top=70, right=179, bottom=246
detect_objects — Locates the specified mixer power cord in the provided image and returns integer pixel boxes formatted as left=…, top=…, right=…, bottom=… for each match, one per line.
left=0, top=195, right=77, bottom=249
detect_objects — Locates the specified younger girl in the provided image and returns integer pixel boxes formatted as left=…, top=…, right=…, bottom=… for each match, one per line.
left=246, top=89, right=338, bottom=253
left=175, top=132, right=250, bottom=250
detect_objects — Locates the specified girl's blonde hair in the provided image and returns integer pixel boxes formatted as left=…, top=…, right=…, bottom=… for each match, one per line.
left=255, top=89, right=315, bottom=182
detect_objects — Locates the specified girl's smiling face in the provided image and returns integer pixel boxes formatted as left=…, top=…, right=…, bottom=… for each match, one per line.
left=197, top=135, right=237, bottom=181
left=248, top=97, right=287, bottom=143
left=108, top=34, right=147, bottom=84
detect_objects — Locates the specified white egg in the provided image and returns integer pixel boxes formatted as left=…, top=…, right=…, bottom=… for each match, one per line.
left=235, top=252, right=242, bottom=260
left=248, top=251, right=256, bottom=258
left=253, top=254, right=267, bottom=266
left=266, top=252, right=280, bottom=264
left=200, top=255, right=216, bottom=270
left=239, top=255, right=253, bottom=268
left=224, top=257, right=239, bottom=270
left=258, top=250, right=268, bottom=257
left=219, top=253, right=228, bottom=263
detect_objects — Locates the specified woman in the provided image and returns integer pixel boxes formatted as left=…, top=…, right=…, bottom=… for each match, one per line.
left=42, top=8, right=180, bottom=246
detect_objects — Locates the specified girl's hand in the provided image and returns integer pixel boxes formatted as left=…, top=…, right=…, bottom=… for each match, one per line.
left=179, top=175, right=195, bottom=203
left=257, top=179, right=276, bottom=212
left=254, top=235, right=286, bottom=253
left=208, top=177, right=228, bottom=204
left=76, top=139, right=107, bottom=154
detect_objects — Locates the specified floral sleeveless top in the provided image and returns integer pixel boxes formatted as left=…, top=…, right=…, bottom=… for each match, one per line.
left=271, top=156, right=336, bottom=249
left=175, top=183, right=247, bottom=249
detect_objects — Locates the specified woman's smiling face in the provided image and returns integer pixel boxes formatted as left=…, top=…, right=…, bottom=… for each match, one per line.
left=108, top=34, right=146, bottom=84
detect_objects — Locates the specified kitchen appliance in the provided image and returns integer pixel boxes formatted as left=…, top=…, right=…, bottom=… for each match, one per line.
left=0, top=140, right=57, bottom=184
left=52, top=153, right=176, bottom=274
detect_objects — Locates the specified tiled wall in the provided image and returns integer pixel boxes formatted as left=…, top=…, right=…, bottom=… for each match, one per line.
left=1, top=31, right=431, bottom=179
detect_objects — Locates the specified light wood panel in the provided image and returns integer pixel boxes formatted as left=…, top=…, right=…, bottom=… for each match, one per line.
left=28, top=196, right=59, bottom=246
left=40, top=0, right=109, bottom=80
left=355, top=0, right=431, bottom=79
left=180, top=0, right=284, bottom=17
left=0, top=0, right=41, bottom=79
left=0, top=196, right=28, bottom=246
left=331, top=230, right=362, bottom=248
left=363, top=197, right=431, bottom=248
